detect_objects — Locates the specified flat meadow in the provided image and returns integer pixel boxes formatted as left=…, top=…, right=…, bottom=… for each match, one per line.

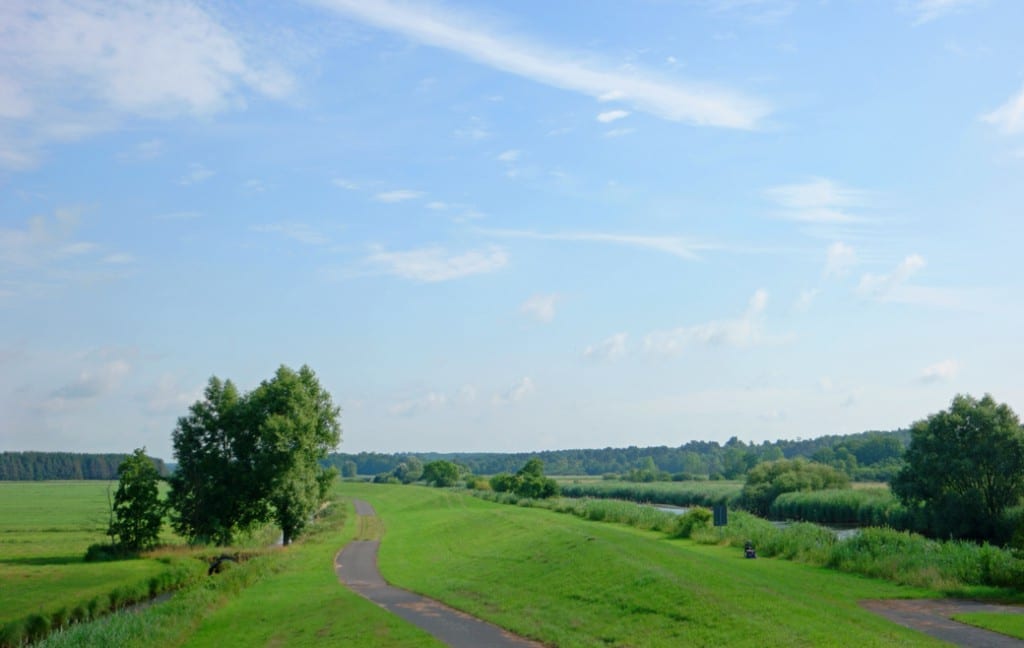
left=0, top=481, right=200, bottom=638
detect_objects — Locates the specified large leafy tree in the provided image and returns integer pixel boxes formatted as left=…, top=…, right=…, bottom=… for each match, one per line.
left=168, top=366, right=341, bottom=546
left=108, top=448, right=164, bottom=551
left=168, top=377, right=266, bottom=545
left=248, top=365, right=341, bottom=545
left=892, top=394, right=1024, bottom=542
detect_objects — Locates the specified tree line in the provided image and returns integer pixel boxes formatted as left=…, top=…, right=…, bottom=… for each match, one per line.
left=0, top=452, right=169, bottom=481
left=325, top=429, right=909, bottom=481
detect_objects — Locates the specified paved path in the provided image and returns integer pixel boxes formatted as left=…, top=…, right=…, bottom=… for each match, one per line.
left=336, top=499, right=544, bottom=648
left=861, top=599, right=1024, bottom=647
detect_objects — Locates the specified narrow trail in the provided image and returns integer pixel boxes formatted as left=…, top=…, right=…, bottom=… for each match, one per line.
left=335, top=499, right=544, bottom=648
left=861, top=599, right=1024, bottom=647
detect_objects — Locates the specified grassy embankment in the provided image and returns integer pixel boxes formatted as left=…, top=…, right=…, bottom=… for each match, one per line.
left=37, top=492, right=441, bottom=648
left=340, top=481, right=952, bottom=647
left=952, top=613, right=1024, bottom=639
left=0, top=481, right=203, bottom=645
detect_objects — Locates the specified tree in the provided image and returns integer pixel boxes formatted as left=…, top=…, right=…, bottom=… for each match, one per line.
left=248, top=365, right=341, bottom=545
left=489, top=458, right=559, bottom=499
left=167, top=366, right=341, bottom=546
left=892, top=394, right=1024, bottom=542
left=108, top=448, right=164, bottom=551
left=422, top=460, right=460, bottom=487
left=168, top=377, right=263, bottom=545
left=341, top=460, right=358, bottom=478
left=740, top=458, right=849, bottom=516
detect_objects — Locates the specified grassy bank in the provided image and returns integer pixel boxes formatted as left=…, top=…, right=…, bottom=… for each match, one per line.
left=344, top=481, right=948, bottom=647
left=0, top=481, right=202, bottom=645
left=36, top=494, right=441, bottom=647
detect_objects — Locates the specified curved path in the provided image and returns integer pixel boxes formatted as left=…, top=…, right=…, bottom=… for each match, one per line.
left=861, top=599, right=1024, bottom=647
left=336, top=499, right=543, bottom=648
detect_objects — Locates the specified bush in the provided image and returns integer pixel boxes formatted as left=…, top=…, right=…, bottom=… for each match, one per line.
left=24, top=614, right=49, bottom=644
left=673, top=507, right=712, bottom=538
left=84, top=542, right=136, bottom=562
left=0, top=620, right=25, bottom=648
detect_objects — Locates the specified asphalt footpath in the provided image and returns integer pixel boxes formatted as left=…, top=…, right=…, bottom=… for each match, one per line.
left=336, top=499, right=544, bottom=648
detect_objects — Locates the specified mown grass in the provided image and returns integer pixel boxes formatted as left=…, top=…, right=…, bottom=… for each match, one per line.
left=343, top=482, right=950, bottom=647
left=0, top=481, right=201, bottom=643
left=952, top=612, right=1024, bottom=639
left=37, top=495, right=442, bottom=648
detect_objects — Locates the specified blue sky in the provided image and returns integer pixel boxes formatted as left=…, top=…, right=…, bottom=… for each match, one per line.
left=3, top=0, right=1024, bottom=461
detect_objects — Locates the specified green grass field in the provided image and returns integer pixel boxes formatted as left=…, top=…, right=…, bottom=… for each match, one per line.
left=17, top=479, right=1019, bottom=646
left=343, top=482, right=946, bottom=647
left=0, top=481, right=198, bottom=631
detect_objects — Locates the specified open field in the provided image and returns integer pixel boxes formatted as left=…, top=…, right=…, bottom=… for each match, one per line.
left=0, top=481, right=200, bottom=635
left=18, top=480, right=1024, bottom=646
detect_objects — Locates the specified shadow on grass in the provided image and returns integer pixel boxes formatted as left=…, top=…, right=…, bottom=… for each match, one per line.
left=0, top=554, right=84, bottom=566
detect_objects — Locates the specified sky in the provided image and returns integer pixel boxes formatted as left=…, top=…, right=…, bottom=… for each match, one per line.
left=3, top=0, right=1024, bottom=462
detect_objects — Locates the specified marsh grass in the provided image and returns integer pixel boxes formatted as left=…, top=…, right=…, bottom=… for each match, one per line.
left=558, top=479, right=742, bottom=508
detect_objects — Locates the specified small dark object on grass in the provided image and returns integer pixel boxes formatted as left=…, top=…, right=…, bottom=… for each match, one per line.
left=208, top=554, right=237, bottom=575
left=744, top=541, right=756, bottom=559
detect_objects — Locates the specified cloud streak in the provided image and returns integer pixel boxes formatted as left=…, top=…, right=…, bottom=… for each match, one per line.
left=311, top=0, right=769, bottom=129
left=485, top=228, right=709, bottom=260
left=366, top=245, right=508, bottom=282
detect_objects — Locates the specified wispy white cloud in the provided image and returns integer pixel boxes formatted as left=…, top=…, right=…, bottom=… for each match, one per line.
left=102, top=253, right=135, bottom=265
left=705, top=0, right=797, bottom=24
left=332, top=177, right=360, bottom=190
left=117, top=138, right=164, bottom=162
left=0, top=0, right=294, bottom=169
left=857, top=254, right=925, bottom=298
left=521, top=294, right=560, bottom=322
left=765, top=178, right=869, bottom=223
left=824, top=241, right=857, bottom=277
left=391, top=391, right=447, bottom=417
left=50, top=359, right=130, bottom=401
left=604, top=128, right=636, bottom=138
left=178, top=163, right=215, bottom=186
left=920, top=359, right=959, bottom=382
left=794, top=288, right=818, bottom=311
left=366, top=245, right=508, bottom=282
left=645, top=290, right=769, bottom=356
left=485, top=228, right=709, bottom=260
left=497, top=149, right=521, bottom=162
left=982, top=85, right=1024, bottom=134
left=908, top=0, right=982, bottom=25
left=1, top=208, right=85, bottom=267
left=141, top=374, right=202, bottom=414
left=252, top=222, right=329, bottom=246
left=597, top=109, right=630, bottom=123
left=583, top=332, right=629, bottom=361
left=311, top=0, right=769, bottom=129
left=492, top=377, right=535, bottom=405
left=375, top=189, right=424, bottom=203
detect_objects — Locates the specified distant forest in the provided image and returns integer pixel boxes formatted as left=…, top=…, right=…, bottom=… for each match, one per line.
left=325, top=429, right=912, bottom=482
left=1, top=429, right=909, bottom=482
left=0, top=452, right=170, bottom=481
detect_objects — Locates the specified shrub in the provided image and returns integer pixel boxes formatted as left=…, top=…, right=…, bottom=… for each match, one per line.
left=24, top=614, right=49, bottom=644
left=673, top=507, right=712, bottom=538
left=0, top=620, right=25, bottom=648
